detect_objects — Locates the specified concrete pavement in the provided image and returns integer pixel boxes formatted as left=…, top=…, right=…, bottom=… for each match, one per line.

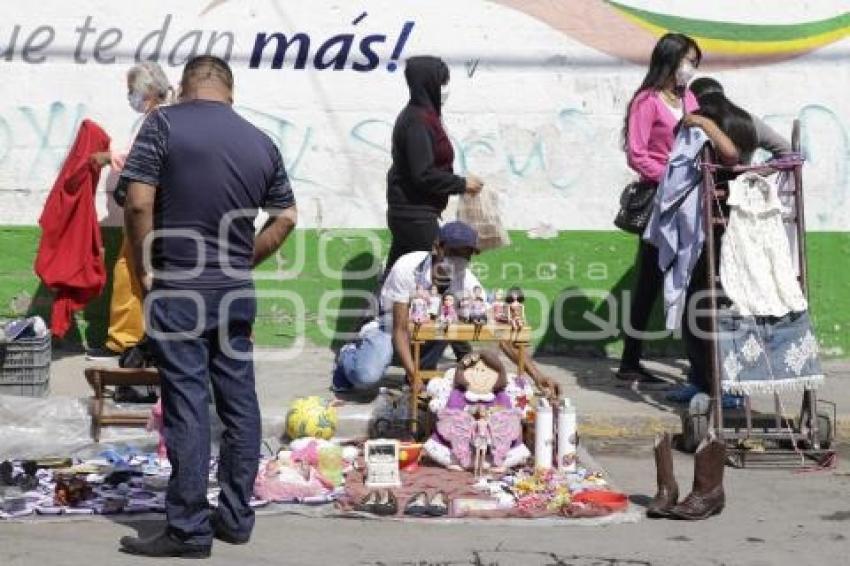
left=1, top=443, right=848, bottom=565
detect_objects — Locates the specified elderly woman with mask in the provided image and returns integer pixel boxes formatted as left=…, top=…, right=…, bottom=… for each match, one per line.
left=86, top=62, right=174, bottom=362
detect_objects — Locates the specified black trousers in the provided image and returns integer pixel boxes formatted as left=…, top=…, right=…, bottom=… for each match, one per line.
left=385, top=213, right=440, bottom=273
left=621, top=239, right=663, bottom=369
left=682, top=249, right=711, bottom=393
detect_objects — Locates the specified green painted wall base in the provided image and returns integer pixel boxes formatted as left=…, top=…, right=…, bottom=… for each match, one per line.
left=1, top=227, right=847, bottom=358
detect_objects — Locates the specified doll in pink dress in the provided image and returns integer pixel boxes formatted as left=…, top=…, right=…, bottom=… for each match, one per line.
left=472, top=406, right=491, bottom=478
left=409, top=285, right=429, bottom=325
left=146, top=399, right=167, bottom=462
left=491, top=289, right=508, bottom=324
left=438, top=293, right=457, bottom=331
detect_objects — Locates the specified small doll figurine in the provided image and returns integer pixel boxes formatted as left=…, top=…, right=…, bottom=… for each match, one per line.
left=507, top=286, right=525, bottom=331
left=472, top=406, right=491, bottom=478
left=147, top=399, right=167, bottom=463
left=409, top=285, right=429, bottom=325
left=428, top=285, right=441, bottom=320
left=491, top=288, right=508, bottom=324
left=458, top=291, right=472, bottom=323
left=469, top=295, right=488, bottom=326
left=438, top=293, right=457, bottom=331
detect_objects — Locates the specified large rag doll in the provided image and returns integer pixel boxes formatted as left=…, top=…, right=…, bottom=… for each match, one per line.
left=424, top=350, right=530, bottom=472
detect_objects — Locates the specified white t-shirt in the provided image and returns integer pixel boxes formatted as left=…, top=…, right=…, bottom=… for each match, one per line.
left=660, top=96, right=684, bottom=122
left=379, top=251, right=483, bottom=326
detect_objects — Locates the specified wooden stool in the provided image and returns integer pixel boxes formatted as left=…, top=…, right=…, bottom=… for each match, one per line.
left=84, top=367, right=161, bottom=442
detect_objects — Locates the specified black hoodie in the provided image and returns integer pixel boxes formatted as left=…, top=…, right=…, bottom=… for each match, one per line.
left=386, top=56, right=466, bottom=219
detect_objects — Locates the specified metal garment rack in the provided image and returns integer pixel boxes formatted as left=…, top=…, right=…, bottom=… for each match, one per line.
left=687, top=120, right=836, bottom=468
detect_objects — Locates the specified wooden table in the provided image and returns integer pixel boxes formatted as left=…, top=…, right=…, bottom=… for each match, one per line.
left=408, top=322, right=532, bottom=432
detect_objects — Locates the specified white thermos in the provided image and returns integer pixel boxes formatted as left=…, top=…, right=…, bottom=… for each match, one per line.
left=557, top=398, right=578, bottom=472
left=534, top=398, right=554, bottom=470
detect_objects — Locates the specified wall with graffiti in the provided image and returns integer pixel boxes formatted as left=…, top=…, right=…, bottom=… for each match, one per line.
left=1, top=0, right=849, bottom=230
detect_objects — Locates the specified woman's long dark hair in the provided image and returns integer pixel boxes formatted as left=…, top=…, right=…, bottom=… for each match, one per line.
left=622, top=33, right=702, bottom=150
left=694, top=89, right=757, bottom=161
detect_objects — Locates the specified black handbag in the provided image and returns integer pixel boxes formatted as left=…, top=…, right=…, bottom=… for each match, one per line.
left=614, top=181, right=657, bottom=234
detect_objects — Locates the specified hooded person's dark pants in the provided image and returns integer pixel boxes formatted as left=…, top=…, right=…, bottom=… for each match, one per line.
left=385, top=213, right=440, bottom=274
left=148, top=289, right=260, bottom=546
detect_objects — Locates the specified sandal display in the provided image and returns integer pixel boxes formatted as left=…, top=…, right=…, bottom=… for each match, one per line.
left=403, top=491, right=430, bottom=517
left=426, top=491, right=449, bottom=517
left=354, top=490, right=379, bottom=514
left=374, top=489, right=398, bottom=516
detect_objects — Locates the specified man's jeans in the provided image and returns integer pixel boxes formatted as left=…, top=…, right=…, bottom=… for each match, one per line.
left=147, top=288, right=260, bottom=546
left=332, top=325, right=470, bottom=392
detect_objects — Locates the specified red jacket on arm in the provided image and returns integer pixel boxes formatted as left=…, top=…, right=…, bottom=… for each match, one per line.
left=34, top=119, right=110, bottom=338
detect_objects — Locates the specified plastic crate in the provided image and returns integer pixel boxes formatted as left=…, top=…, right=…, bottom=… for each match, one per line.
left=0, top=332, right=51, bottom=397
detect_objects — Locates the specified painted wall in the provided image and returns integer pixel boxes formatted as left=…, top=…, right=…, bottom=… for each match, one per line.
left=1, top=1, right=849, bottom=356
left=1, top=0, right=849, bottom=231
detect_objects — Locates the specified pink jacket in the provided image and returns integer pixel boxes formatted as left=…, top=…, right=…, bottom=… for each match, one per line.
left=627, top=89, right=699, bottom=183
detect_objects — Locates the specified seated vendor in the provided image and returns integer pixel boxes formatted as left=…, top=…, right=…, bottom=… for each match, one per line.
left=331, top=221, right=559, bottom=399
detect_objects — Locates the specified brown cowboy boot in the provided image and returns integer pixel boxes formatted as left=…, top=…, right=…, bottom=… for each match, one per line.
left=668, top=435, right=726, bottom=520
left=646, top=432, right=679, bottom=518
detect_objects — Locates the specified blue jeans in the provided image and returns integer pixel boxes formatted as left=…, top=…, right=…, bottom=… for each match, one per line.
left=147, top=287, right=260, bottom=546
left=332, top=325, right=468, bottom=391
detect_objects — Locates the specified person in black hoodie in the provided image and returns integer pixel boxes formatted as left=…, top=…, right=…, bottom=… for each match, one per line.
left=385, top=55, right=483, bottom=272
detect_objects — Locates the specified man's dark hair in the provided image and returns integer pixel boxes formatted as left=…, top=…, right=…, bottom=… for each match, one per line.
left=181, top=55, right=234, bottom=92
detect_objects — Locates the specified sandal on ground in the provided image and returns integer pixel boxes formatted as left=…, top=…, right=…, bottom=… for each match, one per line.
left=374, top=489, right=398, bottom=516
left=354, top=490, right=379, bottom=514
left=403, top=491, right=430, bottom=517
left=426, top=491, right=449, bottom=517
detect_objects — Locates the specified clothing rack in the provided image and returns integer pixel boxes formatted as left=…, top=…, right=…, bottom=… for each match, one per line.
left=686, top=120, right=836, bottom=468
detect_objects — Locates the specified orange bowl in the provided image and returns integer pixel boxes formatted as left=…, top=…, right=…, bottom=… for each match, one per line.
left=399, top=442, right=423, bottom=471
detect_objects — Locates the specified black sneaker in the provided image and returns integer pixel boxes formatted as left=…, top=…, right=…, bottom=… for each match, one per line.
left=211, top=514, right=251, bottom=545
left=119, top=530, right=211, bottom=558
left=86, top=346, right=121, bottom=361
left=615, top=366, right=670, bottom=390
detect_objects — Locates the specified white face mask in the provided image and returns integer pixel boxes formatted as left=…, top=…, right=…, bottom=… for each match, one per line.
left=440, top=85, right=450, bottom=105
left=128, top=91, right=147, bottom=113
left=675, top=61, right=695, bottom=88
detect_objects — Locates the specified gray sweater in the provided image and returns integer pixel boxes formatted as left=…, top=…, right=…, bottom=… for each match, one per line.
left=743, top=116, right=792, bottom=163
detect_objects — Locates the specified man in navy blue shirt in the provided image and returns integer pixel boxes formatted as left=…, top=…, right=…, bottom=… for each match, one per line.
left=119, top=55, right=297, bottom=558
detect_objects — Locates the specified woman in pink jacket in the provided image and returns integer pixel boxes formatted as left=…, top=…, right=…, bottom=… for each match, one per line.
left=618, top=34, right=738, bottom=388
left=618, top=33, right=702, bottom=387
